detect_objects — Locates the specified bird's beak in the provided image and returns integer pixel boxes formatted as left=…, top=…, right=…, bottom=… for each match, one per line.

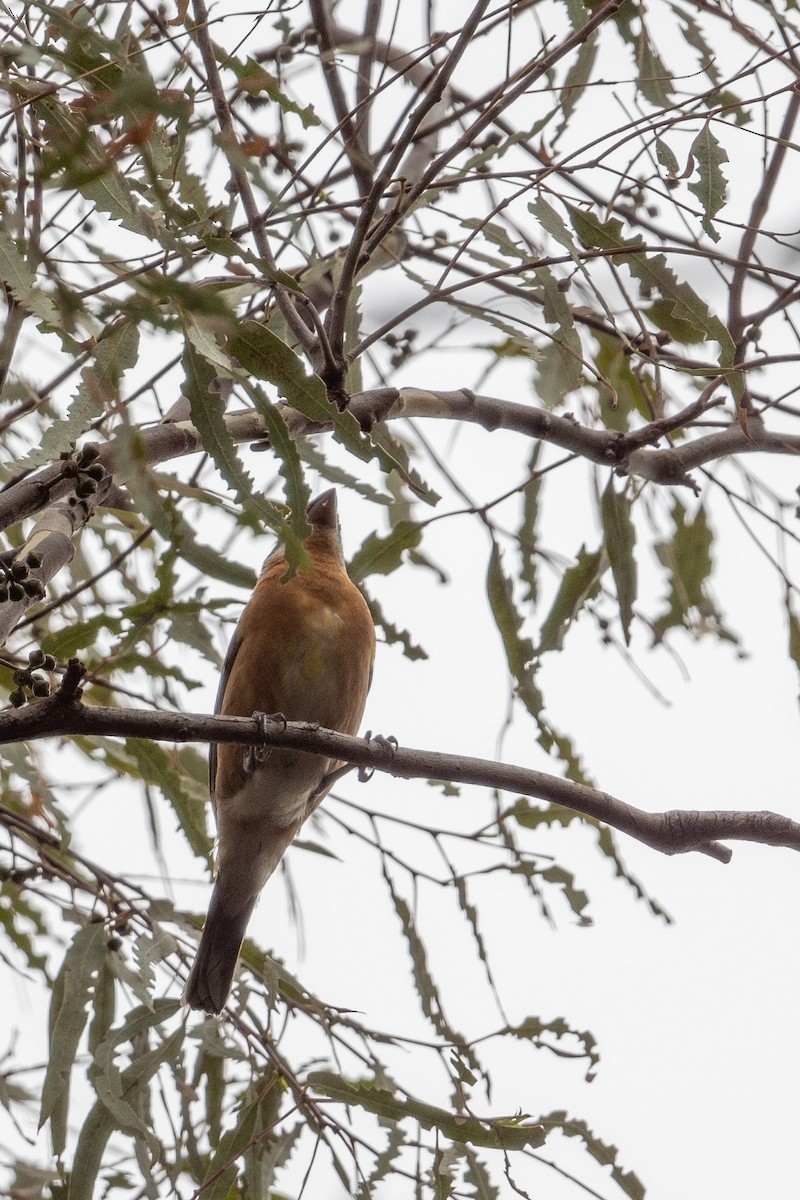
left=306, top=488, right=338, bottom=528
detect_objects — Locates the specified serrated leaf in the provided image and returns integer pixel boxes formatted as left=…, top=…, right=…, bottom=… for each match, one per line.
left=223, top=53, right=319, bottom=127
left=181, top=337, right=298, bottom=549
left=533, top=265, right=583, bottom=402
left=71, top=1001, right=181, bottom=1198
left=655, top=137, right=680, bottom=177
left=245, top=379, right=311, bottom=550
left=541, top=1110, right=645, bottom=1199
left=688, top=124, right=729, bottom=242
left=600, top=478, right=637, bottom=644
left=349, top=521, right=422, bottom=582
left=16, top=321, right=139, bottom=469
left=40, top=923, right=108, bottom=1153
left=0, top=883, right=49, bottom=975
left=505, top=1014, right=599, bottom=1073
left=463, top=1146, right=500, bottom=1200
left=653, top=500, right=738, bottom=644
left=538, top=545, right=604, bottom=653
left=308, top=1072, right=547, bottom=1151
left=125, top=739, right=213, bottom=861
left=364, top=590, right=427, bottom=661
left=0, top=229, right=61, bottom=324
left=230, top=321, right=415, bottom=487
left=519, top=444, right=542, bottom=604
left=593, top=329, right=656, bottom=427
left=565, top=205, right=739, bottom=405
left=25, top=86, right=162, bottom=240
left=553, top=30, right=598, bottom=142
left=41, top=614, right=124, bottom=659
left=381, top=862, right=476, bottom=1065
left=486, top=543, right=534, bottom=683
left=88, top=957, right=117, bottom=1056
left=110, top=429, right=256, bottom=588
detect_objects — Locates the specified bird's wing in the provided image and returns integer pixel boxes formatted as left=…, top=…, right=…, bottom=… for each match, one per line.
left=210, top=625, right=244, bottom=807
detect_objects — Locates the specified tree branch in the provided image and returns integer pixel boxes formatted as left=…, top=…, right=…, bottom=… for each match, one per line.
left=3, top=670, right=800, bottom=865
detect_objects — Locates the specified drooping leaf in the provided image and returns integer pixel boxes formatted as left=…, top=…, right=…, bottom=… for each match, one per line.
left=600, top=478, right=637, bottom=645
left=532, top=264, right=584, bottom=403
left=688, top=124, right=729, bottom=243
left=653, top=500, right=739, bottom=644
left=518, top=443, right=543, bottom=604
left=308, top=1072, right=547, bottom=1151
left=537, top=545, right=604, bottom=653
left=40, top=922, right=109, bottom=1153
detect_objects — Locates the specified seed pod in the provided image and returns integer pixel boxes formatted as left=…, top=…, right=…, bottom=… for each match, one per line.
left=8, top=689, right=26, bottom=707
left=11, top=560, right=29, bottom=580
left=9, top=582, right=25, bottom=601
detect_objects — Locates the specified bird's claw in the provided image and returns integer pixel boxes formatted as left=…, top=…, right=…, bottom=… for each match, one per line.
left=358, top=730, right=399, bottom=782
left=366, top=730, right=398, bottom=755
left=244, top=711, right=285, bottom=773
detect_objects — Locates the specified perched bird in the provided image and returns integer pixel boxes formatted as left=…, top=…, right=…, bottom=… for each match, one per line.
left=183, top=488, right=375, bottom=1014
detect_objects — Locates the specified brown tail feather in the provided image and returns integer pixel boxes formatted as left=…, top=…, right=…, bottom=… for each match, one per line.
left=183, top=885, right=256, bottom=1014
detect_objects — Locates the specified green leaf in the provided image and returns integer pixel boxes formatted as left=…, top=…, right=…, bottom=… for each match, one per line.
left=565, top=204, right=741, bottom=402
left=41, top=614, right=124, bottom=660
left=231, top=323, right=386, bottom=462
left=655, top=137, right=680, bottom=178
left=486, top=543, right=541, bottom=716
left=40, top=923, right=108, bottom=1153
left=364, top=590, right=428, bottom=661
left=519, top=443, right=542, bottom=604
left=593, top=329, right=656, bottom=427
left=537, top=545, right=604, bottom=653
left=540, top=1110, right=645, bottom=1199
left=245, top=379, right=311, bottom=557
left=308, top=1072, right=547, bottom=1151
left=532, top=264, right=583, bottom=402
left=688, top=124, right=729, bottom=243
left=788, top=596, right=800, bottom=688
left=181, top=336, right=296, bottom=548
left=653, top=500, right=738, bottom=644
left=110, top=431, right=256, bottom=588
left=15, top=321, right=139, bottom=469
left=222, top=54, right=320, bottom=127
left=381, top=862, right=476, bottom=1067
left=600, top=478, right=637, bottom=645
left=349, top=521, right=422, bottom=582
left=0, top=229, right=61, bottom=325
left=611, top=5, right=673, bottom=108
left=486, top=543, right=534, bottom=685
left=23, top=85, right=162, bottom=240
left=0, top=882, right=49, bottom=976
left=125, top=739, right=213, bottom=861
left=504, top=1014, right=598, bottom=1074
left=70, top=1001, right=181, bottom=1200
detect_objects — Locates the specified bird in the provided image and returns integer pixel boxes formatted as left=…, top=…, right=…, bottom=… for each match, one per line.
left=183, top=488, right=375, bottom=1014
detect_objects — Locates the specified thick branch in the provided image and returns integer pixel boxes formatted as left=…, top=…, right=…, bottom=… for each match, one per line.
left=3, top=683, right=800, bottom=864
left=2, top=388, right=794, bottom=545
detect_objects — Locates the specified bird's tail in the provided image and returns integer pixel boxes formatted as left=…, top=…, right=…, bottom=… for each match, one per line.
left=183, top=884, right=256, bottom=1014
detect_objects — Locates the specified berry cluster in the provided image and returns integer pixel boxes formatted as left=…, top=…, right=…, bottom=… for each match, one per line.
left=8, top=648, right=57, bottom=707
left=0, top=552, right=44, bottom=605
left=60, top=442, right=106, bottom=498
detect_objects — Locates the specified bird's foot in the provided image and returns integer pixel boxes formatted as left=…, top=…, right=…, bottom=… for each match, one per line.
left=358, top=730, right=398, bottom=781
left=243, top=711, right=285, bottom=773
